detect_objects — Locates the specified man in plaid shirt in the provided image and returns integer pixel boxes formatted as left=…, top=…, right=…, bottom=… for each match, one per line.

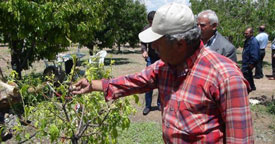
left=72, top=3, right=254, bottom=143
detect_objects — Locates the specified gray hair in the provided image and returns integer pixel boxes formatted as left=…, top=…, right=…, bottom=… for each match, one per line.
left=164, top=26, right=201, bottom=46
left=198, top=10, right=219, bottom=25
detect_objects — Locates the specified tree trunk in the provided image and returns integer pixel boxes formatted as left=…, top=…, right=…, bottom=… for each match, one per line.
left=118, top=43, right=121, bottom=53
left=86, top=43, right=94, bottom=56
left=10, top=40, right=23, bottom=79
left=71, top=137, right=78, bottom=144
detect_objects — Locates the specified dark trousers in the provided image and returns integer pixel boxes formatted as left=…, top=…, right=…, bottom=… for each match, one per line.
left=145, top=57, right=160, bottom=108
left=255, top=49, right=265, bottom=78
left=272, top=50, right=275, bottom=76
left=242, top=67, right=256, bottom=90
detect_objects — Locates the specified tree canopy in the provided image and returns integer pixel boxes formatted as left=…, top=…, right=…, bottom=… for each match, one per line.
left=0, top=0, right=147, bottom=78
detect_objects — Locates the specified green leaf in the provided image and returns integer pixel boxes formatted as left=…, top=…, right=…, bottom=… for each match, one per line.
left=49, top=124, right=59, bottom=142
left=25, top=133, right=30, bottom=140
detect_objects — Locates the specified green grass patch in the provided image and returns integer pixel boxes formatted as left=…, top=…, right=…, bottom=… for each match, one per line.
left=250, top=104, right=268, bottom=114
left=266, top=101, right=275, bottom=115
left=117, top=122, right=163, bottom=144
left=250, top=101, right=275, bottom=115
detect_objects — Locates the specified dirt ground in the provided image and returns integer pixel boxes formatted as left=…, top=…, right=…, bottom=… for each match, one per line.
left=0, top=43, right=274, bottom=143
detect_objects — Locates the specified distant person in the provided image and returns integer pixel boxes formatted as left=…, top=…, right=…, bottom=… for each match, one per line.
left=72, top=3, right=254, bottom=143
left=140, top=11, right=160, bottom=115
left=197, top=10, right=237, bottom=62
left=254, top=25, right=269, bottom=79
left=242, top=27, right=260, bottom=91
left=271, top=39, right=275, bottom=78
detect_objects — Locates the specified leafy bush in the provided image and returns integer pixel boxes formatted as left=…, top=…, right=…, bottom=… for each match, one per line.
left=11, top=57, right=138, bottom=143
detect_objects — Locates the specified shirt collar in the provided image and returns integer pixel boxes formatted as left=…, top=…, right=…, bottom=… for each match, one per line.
left=173, top=41, right=204, bottom=77
left=186, top=41, right=204, bottom=69
left=205, top=31, right=217, bottom=47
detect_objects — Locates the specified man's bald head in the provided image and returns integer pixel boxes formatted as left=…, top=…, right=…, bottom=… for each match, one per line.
left=244, top=27, right=253, bottom=39
left=259, top=25, right=265, bottom=32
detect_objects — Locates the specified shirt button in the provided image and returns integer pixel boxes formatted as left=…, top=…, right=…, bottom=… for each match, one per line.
left=170, top=107, right=174, bottom=111
left=166, top=122, right=170, bottom=128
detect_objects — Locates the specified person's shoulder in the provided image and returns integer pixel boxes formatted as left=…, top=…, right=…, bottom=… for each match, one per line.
left=200, top=49, right=240, bottom=75
left=252, top=37, right=259, bottom=43
left=215, top=32, right=235, bottom=48
left=256, top=32, right=268, bottom=38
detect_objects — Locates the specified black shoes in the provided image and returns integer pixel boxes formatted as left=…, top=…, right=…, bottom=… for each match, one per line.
left=254, top=75, right=263, bottom=79
left=143, top=107, right=150, bottom=115
left=143, top=105, right=162, bottom=115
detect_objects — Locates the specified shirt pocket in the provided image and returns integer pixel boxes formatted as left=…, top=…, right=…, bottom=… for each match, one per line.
left=175, top=100, right=206, bottom=135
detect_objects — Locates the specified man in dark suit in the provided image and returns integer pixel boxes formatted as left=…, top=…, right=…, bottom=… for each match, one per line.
left=242, top=27, right=260, bottom=91
left=197, top=10, right=237, bottom=62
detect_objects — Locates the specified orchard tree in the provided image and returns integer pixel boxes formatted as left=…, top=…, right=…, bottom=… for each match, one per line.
left=0, top=0, right=147, bottom=78
left=83, top=0, right=147, bottom=53
left=114, top=0, right=147, bottom=52
left=0, top=0, right=107, bottom=78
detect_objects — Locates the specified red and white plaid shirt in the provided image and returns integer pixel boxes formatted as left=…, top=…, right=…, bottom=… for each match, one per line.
left=102, top=42, right=254, bottom=143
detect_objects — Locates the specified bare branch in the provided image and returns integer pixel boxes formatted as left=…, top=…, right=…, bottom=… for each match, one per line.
left=76, top=104, right=85, bottom=135
left=18, top=131, right=38, bottom=144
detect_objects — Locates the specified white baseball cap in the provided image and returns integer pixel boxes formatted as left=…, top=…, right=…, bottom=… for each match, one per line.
left=138, top=3, right=195, bottom=43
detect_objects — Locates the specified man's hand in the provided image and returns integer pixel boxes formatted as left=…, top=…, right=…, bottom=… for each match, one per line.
left=249, top=64, right=254, bottom=69
left=71, top=78, right=93, bottom=95
left=273, top=53, right=275, bottom=58
left=142, top=51, right=148, bottom=59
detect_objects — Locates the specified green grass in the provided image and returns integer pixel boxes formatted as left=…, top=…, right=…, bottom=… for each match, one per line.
left=117, top=122, right=163, bottom=144
left=250, top=104, right=268, bottom=114
left=250, top=102, right=275, bottom=131
left=250, top=101, right=275, bottom=115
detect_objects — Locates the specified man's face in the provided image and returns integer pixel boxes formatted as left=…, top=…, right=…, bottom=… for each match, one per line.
left=244, top=29, right=252, bottom=39
left=151, top=37, right=187, bottom=66
left=197, top=15, right=216, bottom=41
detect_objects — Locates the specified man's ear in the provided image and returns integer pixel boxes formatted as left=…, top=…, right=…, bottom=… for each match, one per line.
left=212, top=23, right=218, bottom=31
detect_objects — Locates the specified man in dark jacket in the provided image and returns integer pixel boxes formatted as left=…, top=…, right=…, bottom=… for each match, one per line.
left=242, top=27, right=260, bottom=91
left=140, top=11, right=160, bottom=115
left=197, top=10, right=237, bottom=62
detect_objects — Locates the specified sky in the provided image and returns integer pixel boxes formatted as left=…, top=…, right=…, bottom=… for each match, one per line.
left=140, top=0, right=191, bottom=12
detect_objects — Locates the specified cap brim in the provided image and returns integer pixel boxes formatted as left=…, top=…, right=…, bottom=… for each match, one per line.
left=138, top=27, right=163, bottom=43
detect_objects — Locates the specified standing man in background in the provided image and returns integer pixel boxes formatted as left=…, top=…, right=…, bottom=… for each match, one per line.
left=140, top=11, right=160, bottom=115
left=242, top=27, right=260, bottom=91
left=197, top=10, right=237, bottom=62
left=254, top=25, right=269, bottom=79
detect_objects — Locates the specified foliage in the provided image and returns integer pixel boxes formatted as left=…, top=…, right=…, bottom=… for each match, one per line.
left=114, top=0, right=147, bottom=50
left=117, top=122, right=163, bottom=144
left=11, top=58, right=138, bottom=143
left=89, top=0, right=147, bottom=52
left=191, top=0, right=275, bottom=47
left=266, top=100, right=275, bottom=115
left=0, top=0, right=147, bottom=77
